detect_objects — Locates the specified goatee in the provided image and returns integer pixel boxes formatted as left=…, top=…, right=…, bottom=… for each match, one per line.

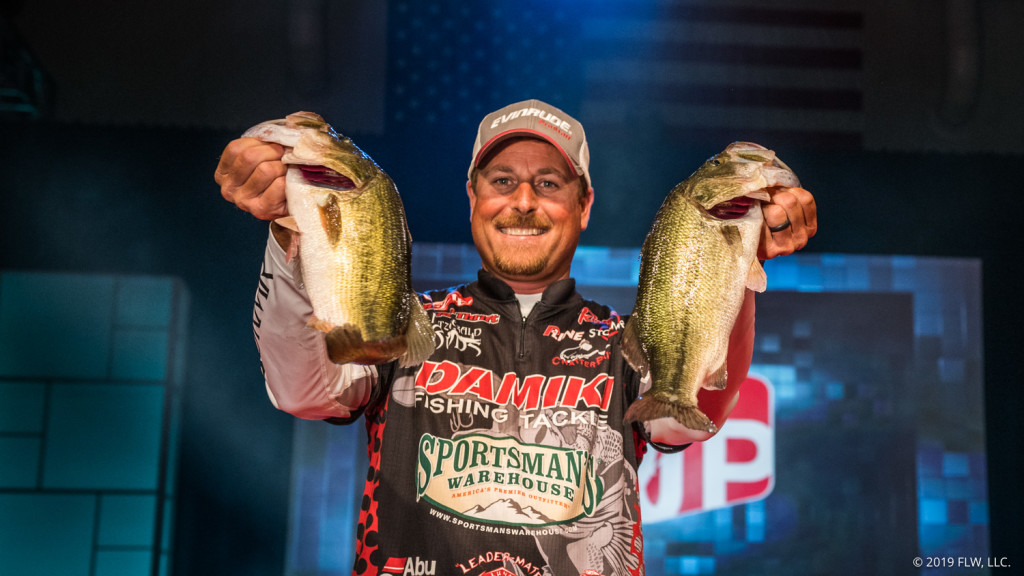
left=490, top=214, right=553, bottom=277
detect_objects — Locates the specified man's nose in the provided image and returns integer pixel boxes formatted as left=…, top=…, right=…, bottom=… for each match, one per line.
left=510, top=182, right=539, bottom=211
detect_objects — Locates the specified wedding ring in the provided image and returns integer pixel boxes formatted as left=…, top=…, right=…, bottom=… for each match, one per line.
left=768, top=218, right=791, bottom=233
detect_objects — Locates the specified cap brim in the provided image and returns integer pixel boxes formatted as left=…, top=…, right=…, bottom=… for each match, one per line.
left=472, top=129, right=581, bottom=180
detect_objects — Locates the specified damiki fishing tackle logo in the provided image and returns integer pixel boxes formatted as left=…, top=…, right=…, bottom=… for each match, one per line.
left=638, top=374, right=776, bottom=521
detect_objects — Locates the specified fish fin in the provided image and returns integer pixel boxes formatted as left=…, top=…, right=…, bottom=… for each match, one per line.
left=293, top=256, right=306, bottom=290
left=286, top=236, right=301, bottom=265
left=399, top=293, right=435, bottom=367
left=620, top=316, right=650, bottom=377
left=318, top=195, right=344, bottom=246
left=745, top=258, right=767, bottom=293
left=271, top=219, right=301, bottom=264
left=721, top=223, right=742, bottom=245
left=703, top=363, right=728, bottom=391
left=274, top=216, right=300, bottom=232
left=625, top=397, right=719, bottom=434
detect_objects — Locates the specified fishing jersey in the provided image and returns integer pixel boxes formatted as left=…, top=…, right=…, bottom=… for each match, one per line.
left=346, top=271, right=651, bottom=576
left=252, top=235, right=685, bottom=576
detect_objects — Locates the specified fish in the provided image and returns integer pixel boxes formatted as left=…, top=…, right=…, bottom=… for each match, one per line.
left=621, top=142, right=800, bottom=433
left=242, top=111, right=434, bottom=366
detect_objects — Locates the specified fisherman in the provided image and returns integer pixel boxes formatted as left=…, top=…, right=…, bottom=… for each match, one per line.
left=215, top=99, right=816, bottom=576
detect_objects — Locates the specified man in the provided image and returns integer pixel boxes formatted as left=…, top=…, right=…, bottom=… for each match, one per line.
left=216, top=99, right=816, bottom=576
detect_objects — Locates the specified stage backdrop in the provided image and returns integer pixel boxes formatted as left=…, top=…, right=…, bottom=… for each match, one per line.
left=284, top=249, right=986, bottom=576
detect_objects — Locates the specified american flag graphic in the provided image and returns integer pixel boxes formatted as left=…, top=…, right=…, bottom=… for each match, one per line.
left=386, top=0, right=864, bottom=150
left=577, top=1, right=864, bottom=148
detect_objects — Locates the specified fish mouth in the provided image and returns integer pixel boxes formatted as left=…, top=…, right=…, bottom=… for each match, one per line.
left=707, top=195, right=762, bottom=220
left=299, top=165, right=357, bottom=191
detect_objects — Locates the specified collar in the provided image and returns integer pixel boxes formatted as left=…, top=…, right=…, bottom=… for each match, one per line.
left=475, top=269, right=579, bottom=307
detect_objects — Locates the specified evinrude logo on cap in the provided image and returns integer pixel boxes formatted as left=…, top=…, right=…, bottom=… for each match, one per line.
left=490, top=106, right=573, bottom=136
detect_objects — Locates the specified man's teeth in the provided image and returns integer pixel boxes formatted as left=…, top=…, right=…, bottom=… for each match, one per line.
left=500, top=228, right=544, bottom=236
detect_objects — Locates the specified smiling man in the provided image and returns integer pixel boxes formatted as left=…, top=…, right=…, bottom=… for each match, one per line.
left=468, top=135, right=593, bottom=292
left=215, top=99, right=817, bottom=576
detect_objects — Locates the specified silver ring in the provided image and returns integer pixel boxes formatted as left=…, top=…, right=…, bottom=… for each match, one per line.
left=768, top=218, right=791, bottom=233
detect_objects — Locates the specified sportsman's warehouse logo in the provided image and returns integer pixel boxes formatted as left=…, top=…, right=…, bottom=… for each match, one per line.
left=415, top=433, right=604, bottom=526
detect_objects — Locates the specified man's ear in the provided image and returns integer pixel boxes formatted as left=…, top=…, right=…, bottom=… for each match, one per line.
left=466, top=180, right=477, bottom=219
left=580, top=186, right=595, bottom=230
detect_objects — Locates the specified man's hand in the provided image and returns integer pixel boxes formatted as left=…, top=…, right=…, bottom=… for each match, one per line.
left=214, top=138, right=289, bottom=220
left=758, top=186, right=817, bottom=260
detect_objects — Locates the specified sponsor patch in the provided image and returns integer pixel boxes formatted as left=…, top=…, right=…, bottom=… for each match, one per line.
left=384, top=556, right=437, bottom=575
left=454, top=550, right=544, bottom=576
left=542, top=325, right=586, bottom=342
left=415, top=361, right=615, bottom=412
left=434, top=317, right=484, bottom=356
left=424, top=290, right=474, bottom=311
left=552, top=340, right=611, bottom=368
left=577, top=307, right=624, bottom=340
left=417, top=434, right=605, bottom=527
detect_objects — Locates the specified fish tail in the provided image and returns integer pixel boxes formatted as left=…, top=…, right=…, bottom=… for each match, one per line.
left=625, top=397, right=719, bottom=434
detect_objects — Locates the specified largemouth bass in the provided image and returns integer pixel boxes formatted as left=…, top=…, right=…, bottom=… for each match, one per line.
left=622, top=142, right=800, bottom=433
left=243, top=111, right=433, bottom=366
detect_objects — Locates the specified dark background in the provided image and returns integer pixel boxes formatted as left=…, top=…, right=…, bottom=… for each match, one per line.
left=2, top=0, right=1021, bottom=573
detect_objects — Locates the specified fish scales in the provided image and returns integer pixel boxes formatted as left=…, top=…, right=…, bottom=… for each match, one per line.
left=622, top=142, right=799, bottom=433
left=301, top=177, right=404, bottom=339
left=243, top=111, right=433, bottom=366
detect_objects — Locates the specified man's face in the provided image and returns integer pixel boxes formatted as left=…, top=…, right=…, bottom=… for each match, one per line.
left=467, top=137, right=594, bottom=293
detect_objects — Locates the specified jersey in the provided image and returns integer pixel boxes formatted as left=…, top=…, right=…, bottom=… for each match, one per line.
left=346, top=271, right=649, bottom=576
left=252, top=235, right=679, bottom=576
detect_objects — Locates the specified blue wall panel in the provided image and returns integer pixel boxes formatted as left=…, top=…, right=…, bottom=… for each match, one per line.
left=0, top=272, right=187, bottom=576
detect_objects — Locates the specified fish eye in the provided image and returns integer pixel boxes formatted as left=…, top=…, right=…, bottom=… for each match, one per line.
left=710, top=159, right=721, bottom=166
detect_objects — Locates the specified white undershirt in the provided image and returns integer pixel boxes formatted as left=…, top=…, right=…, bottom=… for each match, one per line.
left=515, top=293, right=543, bottom=319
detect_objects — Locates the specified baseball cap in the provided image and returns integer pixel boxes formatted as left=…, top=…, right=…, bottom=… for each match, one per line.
left=468, top=99, right=591, bottom=189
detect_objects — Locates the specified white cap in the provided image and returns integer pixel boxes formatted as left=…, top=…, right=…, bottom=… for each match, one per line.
left=468, top=99, right=591, bottom=189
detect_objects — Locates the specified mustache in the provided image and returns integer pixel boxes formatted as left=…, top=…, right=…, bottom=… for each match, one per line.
left=493, top=214, right=552, bottom=230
